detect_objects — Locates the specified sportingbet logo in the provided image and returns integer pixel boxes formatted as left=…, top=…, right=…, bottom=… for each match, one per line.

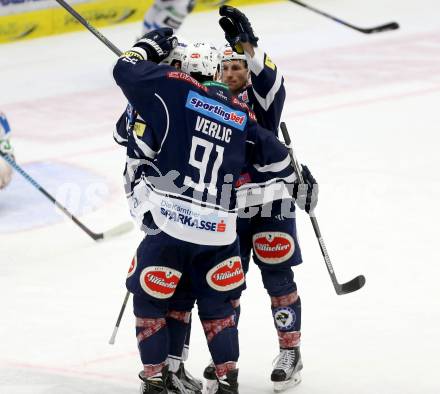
left=186, top=91, right=247, bottom=131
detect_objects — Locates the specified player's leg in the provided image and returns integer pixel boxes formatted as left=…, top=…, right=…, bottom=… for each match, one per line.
left=203, top=217, right=251, bottom=391
left=261, top=267, right=303, bottom=392
left=252, top=200, right=304, bottom=391
left=167, top=281, right=202, bottom=392
left=194, top=241, right=245, bottom=394
left=126, top=218, right=188, bottom=393
left=142, top=0, right=195, bottom=34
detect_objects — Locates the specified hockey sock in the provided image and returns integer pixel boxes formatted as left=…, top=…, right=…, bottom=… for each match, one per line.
left=166, top=310, right=191, bottom=372
left=271, top=292, right=302, bottom=348
left=136, top=317, right=168, bottom=377
left=202, top=315, right=239, bottom=376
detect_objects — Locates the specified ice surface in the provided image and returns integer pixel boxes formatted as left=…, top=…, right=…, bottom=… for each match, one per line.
left=1, top=1, right=440, bottom=393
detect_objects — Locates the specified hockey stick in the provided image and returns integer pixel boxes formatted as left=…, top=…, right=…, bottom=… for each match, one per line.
left=0, top=153, right=134, bottom=241
left=280, top=123, right=365, bottom=295
left=54, top=0, right=122, bottom=56
left=289, top=0, right=399, bottom=34
left=108, top=291, right=131, bottom=344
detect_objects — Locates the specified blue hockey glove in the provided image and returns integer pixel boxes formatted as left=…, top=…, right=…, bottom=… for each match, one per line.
left=134, top=27, right=177, bottom=63
left=294, top=165, right=318, bottom=214
left=219, top=5, right=259, bottom=54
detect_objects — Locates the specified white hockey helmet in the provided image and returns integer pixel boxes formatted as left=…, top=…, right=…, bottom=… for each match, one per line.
left=161, top=37, right=188, bottom=68
left=220, top=43, right=247, bottom=63
left=181, top=42, right=220, bottom=80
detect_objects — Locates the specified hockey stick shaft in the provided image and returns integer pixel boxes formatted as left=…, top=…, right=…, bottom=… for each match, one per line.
left=54, top=0, right=122, bottom=56
left=280, top=122, right=365, bottom=295
left=109, top=291, right=131, bottom=345
left=289, top=0, right=399, bottom=34
left=1, top=153, right=133, bottom=241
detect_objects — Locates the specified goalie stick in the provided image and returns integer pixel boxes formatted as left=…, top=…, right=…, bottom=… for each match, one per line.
left=289, top=0, right=399, bottom=34
left=280, top=122, right=365, bottom=295
left=1, top=153, right=133, bottom=241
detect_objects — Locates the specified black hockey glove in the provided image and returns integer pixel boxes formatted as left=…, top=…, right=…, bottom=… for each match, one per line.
left=293, top=165, right=319, bottom=214
left=134, top=28, right=177, bottom=63
left=219, top=5, right=259, bottom=54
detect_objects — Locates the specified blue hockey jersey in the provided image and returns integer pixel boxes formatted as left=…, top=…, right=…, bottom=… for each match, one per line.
left=238, top=47, right=285, bottom=135
left=233, top=47, right=287, bottom=195
left=113, top=49, right=294, bottom=245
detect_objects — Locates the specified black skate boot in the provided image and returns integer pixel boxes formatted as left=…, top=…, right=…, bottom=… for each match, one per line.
left=216, top=369, right=239, bottom=394
left=139, top=367, right=168, bottom=394
left=175, top=362, right=203, bottom=393
left=271, top=347, right=303, bottom=392
left=203, top=361, right=217, bottom=394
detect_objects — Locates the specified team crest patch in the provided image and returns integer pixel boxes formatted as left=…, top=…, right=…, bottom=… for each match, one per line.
left=206, top=257, right=245, bottom=291
left=273, top=307, right=296, bottom=331
left=140, top=266, right=181, bottom=299
left=127, top=256, right=137, bottom=278
left=252, top=232, right=295, bottom=264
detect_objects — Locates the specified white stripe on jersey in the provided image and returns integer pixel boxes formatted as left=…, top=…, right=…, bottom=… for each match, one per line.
left=246, top=47, right=265, bottom=76
left=113, top=127, right=127, bottom=144
left=252, top=70, right=283, bottom=111
left=254, top=154, right=290, bottom=173
left=133, top=131, right=157, bottom=159
left=154, top=93, right=170, bottom=155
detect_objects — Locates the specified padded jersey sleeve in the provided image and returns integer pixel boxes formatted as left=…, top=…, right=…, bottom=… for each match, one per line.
left=237, top=121, right=296, bottom=207
left=113, top=49, right=178, bottom=159
left=245, top=47, right=286, bottom=133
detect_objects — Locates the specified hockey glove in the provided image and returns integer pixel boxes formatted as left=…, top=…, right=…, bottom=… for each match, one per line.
left=293, top=165, right=318, bottom=214
left=134, top=28, right=177, bottom=63
left=219, top=5, right=259, bottom=54
left=0, top=138, right=14, bottom=157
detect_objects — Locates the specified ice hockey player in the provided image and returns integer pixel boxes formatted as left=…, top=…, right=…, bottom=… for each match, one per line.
left=114, top=38, right=203, bottom=394
left=113, top=28, right=303, bottom=394
left=142, top=0, right=195, bottom=34
left=203, top=6, right=319, bottom=393
left=141, top=0, right=230, bottom=35
left=0, top=112, right=14, bottom=190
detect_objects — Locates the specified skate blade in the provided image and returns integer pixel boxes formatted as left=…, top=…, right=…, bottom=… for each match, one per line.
left=203, top=379, right=218, bottom=394
left=273, top=371, right=302, bottom=392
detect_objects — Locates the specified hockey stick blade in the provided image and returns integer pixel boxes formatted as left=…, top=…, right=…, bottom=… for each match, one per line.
left=289, top=0, right=399, bottom=35
left=359, top=21, right=399, bottom=34
left=336, top=275, right=366, bottom=295
left=100, top=221, right=134, bottom=241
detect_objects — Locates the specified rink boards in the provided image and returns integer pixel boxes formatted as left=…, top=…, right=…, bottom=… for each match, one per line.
left=0, top=0, right=279, bottom=43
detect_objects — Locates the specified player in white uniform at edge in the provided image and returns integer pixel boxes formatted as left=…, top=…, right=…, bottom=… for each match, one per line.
left=0, top=112, right=14, bottom=190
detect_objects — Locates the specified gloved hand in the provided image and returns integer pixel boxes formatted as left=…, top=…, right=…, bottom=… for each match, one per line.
left=294, top=165, right=318, bottom=213
left=219, top=5, right=259, bottom=54
left=134, top=27, right=177, bottom=63
left=0, top=138, right=13, bottom=157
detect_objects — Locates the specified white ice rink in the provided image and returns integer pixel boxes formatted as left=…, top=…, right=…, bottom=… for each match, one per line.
left=1, top=0, right=440, bottom=393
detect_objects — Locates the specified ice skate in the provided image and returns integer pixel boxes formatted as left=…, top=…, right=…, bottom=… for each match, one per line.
left=202, top=361, right=217, bottom=394
left=176, top=362, right=203, bottom=393
left=271, top=347, right=303, bottom=392
left=139, top=369, right=168, bottom=394
left=140, top=366, right=200, bottom=394
left=213, top=369, right=239, bottom=394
